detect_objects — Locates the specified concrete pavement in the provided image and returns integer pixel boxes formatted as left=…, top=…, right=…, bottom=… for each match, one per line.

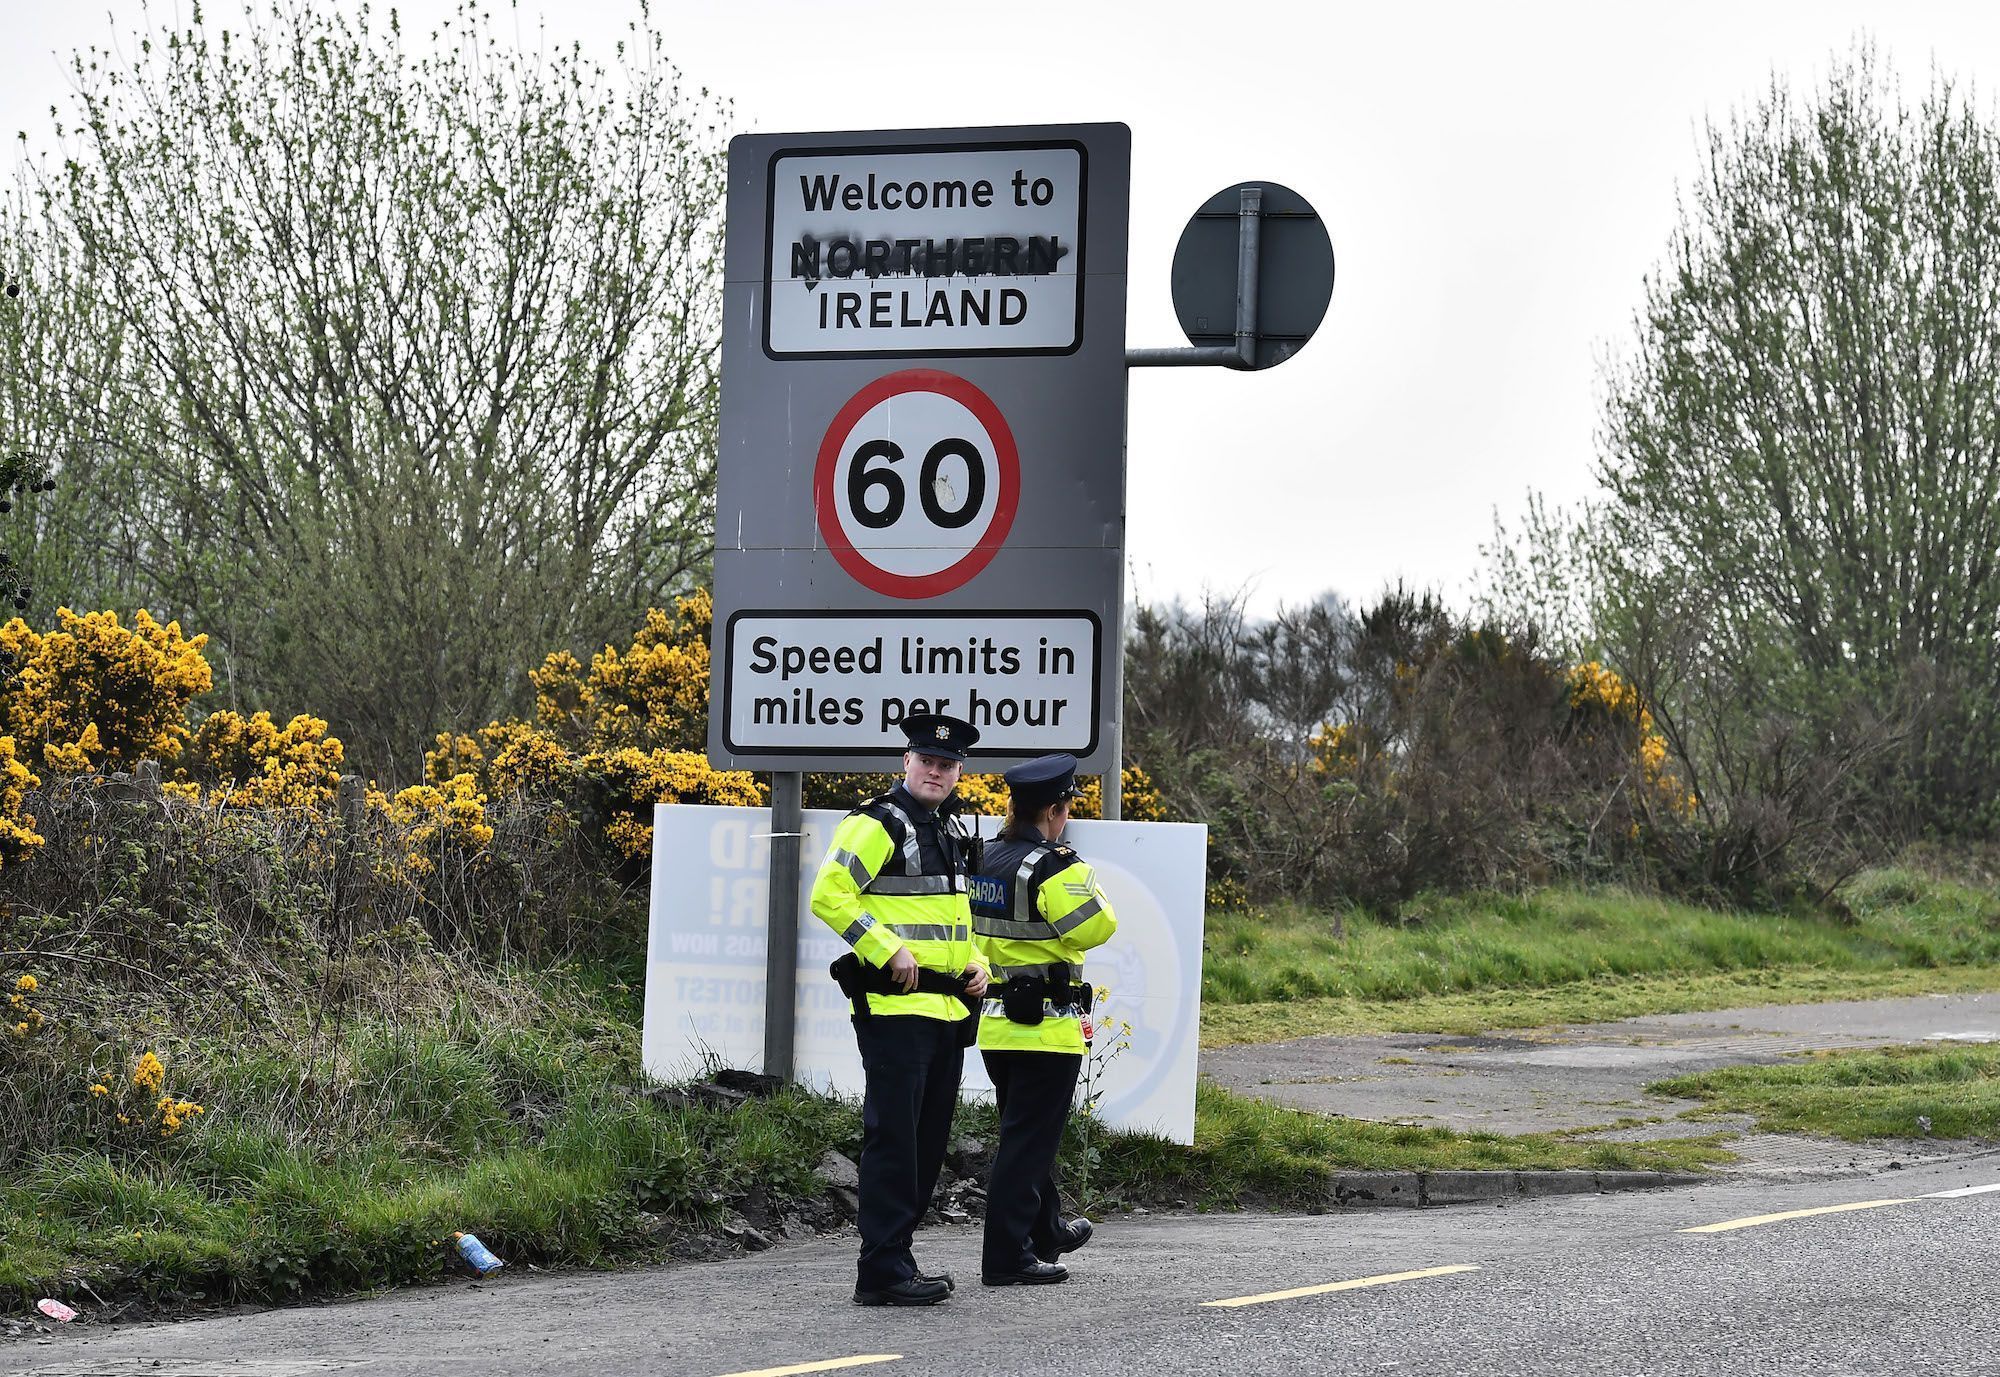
left=1200, top=990, right=2000, bottom=1181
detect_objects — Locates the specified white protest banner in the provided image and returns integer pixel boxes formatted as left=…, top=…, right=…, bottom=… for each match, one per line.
left=642, top=805, right=1206, bottom=1144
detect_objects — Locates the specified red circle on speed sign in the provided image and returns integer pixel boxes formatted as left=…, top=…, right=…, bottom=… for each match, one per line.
left=814, top=369, right=1021, bottom=599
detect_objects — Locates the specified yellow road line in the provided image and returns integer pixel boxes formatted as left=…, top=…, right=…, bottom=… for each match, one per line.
left=1679, top=1199, right=1913, bottom=1233
left=712, top=1356, right=901, bottom=1377
left=1202, top=1262, right=1481, bottom=1308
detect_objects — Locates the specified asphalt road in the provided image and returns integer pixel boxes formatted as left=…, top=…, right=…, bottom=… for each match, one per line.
left=10, top=1158, right=2000, bottom=1377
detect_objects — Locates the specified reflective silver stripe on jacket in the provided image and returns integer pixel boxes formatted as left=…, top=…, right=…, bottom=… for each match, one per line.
left=1049, top=895, right=1104, bottom=937
left=981, top=996, right=1086, bottom=1019
left=885, top=921, right=969, bottom=942
left=841, top=913, right=877, bottom=946
left=973, top=914, right=1058, bottom=941
left=1014, top=845, right=1054, bottom=924
left=879, top=799, right=924, bottom=873
left=868, top=874, right=966, bottom=896
left=830, top=847, right=872, bottom=889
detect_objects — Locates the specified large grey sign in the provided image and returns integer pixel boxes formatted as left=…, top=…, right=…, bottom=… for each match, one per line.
left=708, top=124, right=1131, bottom=772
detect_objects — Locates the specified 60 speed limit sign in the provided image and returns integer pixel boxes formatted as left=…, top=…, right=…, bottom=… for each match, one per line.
left=813, top=369, right=1021, bottom=598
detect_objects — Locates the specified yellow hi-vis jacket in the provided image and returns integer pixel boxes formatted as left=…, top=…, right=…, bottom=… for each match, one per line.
left=809, top=788, right=979, bottom=1022
left=971, top=832, right=1117, bottom=1053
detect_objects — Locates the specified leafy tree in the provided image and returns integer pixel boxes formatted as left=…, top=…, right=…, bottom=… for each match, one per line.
left=4, top=2, right=727, bottom=777
left=1595, top=46, right=2000, bottom=833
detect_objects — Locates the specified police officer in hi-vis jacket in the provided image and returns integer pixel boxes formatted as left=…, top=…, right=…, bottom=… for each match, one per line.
left=970, top=752, right=1117, bottom=1286
left=809, top=712, right=989, bottom=1307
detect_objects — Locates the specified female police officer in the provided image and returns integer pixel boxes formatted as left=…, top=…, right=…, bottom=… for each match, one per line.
left=970, top=752, right=1117, bottom=1285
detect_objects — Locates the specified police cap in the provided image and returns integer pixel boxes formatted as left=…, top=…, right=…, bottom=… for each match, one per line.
left=901, top=712, right=980, bottom=762
left=1002, top=752, right=1083, bottom=809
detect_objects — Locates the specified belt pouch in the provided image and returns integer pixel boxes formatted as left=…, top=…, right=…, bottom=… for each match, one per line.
left=1001, top=981, right=1046, bottom=1026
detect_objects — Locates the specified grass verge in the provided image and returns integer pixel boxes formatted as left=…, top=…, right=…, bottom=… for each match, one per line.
left=0, top=981, right=1731, bottom=1314
left=1201, top=873, right=2000, bottom=1045
left=1201, top=966, right=2000, bottom=1047
left=1649, top=1043, right=2000, bottom=1142
left=1068, top=1082, right=1731, bottom=1212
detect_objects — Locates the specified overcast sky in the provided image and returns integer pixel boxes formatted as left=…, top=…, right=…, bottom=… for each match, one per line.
left=8, top=1, right=2000, bottom=617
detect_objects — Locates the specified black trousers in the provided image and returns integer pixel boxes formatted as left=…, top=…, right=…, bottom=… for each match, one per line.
left=853, top=1014, right=965, bottom=1290
left=980, top=1049, right=1083, bottom=1273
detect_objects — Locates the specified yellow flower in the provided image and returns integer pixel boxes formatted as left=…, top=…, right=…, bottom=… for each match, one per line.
left=10, top=1021, right=24, bottom=1037
left=14, top=974, right=35, bottom=993
left=89, top=1083, right=109, bottom=1097
left=132, top=1050, right=166, bottom=1092
left=175, top=710, right=345, bottom=809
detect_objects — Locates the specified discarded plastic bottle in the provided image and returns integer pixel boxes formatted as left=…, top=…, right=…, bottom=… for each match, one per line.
left=453, top=1231, right=505, bottom=1276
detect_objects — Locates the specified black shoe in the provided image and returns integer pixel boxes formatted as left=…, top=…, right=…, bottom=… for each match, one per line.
left=1035, top=1217, right=1093, bottom=1264
left=981, top=1260, right=1069, bottom=1286
left=917, top=1269, right=956, bottom=1293
left=853, top=1276, right=953, bottom=1306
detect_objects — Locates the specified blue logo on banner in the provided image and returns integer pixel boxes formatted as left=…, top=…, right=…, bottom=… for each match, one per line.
left=968, top=874, right=1010, bottom=912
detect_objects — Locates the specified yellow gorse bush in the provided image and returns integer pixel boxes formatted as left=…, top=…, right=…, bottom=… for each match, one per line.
left=1307, top=721, right=1361, bottom=778
left=423, top=732, right=486, bottom=787
left=7, top=970, right=46, bottom=1038
left=371, top=773, right=496, bottom=873
left=450, top=590, right=763, bottom=860
left=0, top=593, right=1158, bottom=881
left=490, top=728, right=577, bottom=796
left=173, top=710, right=346, bottom=808
left=1567, top=661, right=1694, bottom=816
left=589, top=747, right=764, bottom=861
left=0, top=609, right=213, bottom=772
left=97, top=1049, right=206, bottom=1140
left=0, top=734, right=42, bottom=869
left=530, top=589, right=713, bottom=753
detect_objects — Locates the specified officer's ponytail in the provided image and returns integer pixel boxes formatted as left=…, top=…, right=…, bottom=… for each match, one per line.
left=1000, top=797, right=1062, bottom=842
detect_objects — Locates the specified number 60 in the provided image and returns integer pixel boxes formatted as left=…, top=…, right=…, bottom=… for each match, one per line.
left=847, top=438, right=987, bottom=530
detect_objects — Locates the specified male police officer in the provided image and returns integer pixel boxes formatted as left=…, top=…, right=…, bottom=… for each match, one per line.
left=809, top=712, right=990, bottom=1306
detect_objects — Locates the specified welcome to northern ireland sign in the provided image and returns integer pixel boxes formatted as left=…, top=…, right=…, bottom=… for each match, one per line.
left=765, top=141, right=1086, bottom=357
left=710, top=123, right=1130, bottom=774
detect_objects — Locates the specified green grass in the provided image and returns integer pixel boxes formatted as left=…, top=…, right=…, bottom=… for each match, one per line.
left=1200, top=874, right=2000, bottom=1045
left=0, top=1020, right=856, bottom=1308
left=1650, top=1043, right=2000, bottom=1141
left=11, top=866, right=1995, bottom=1312
left=1067, top=1083, right=1731, bottom=1211
left=0, top=982, right=1733, bottom=1313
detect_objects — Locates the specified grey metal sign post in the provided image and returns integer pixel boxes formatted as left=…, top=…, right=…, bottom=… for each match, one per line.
left=710, top=133, right=1333, bottom=1077
left=710, top=124, right=1132, bottom=1077
left=710, top=126, right=1132, bottom=778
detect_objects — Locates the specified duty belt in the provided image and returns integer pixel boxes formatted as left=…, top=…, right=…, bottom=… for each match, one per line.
left=987, top=965, right=1094, bottom=1026
left=828, top=951, right=979, bottom=1023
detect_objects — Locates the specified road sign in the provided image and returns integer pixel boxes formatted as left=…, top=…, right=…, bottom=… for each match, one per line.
left=813, top=369, right=1020, bottom=598
left=709, top=124, right=1131, bottom=773
left=765, top=141, right=1087, bottom=358
left=1171, top=181, right=1333, bottom=370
